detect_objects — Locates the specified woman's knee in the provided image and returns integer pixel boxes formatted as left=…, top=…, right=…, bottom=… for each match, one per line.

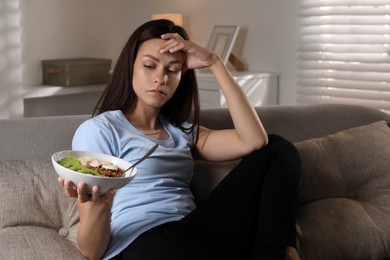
left=245, top=134, right=301, bottom=178
left=268, top=134, right=300, bottom=158
left=268, top=134, right=294, bottom=149
left=269, top=134, right=302, bottom=180
left=248, top=134, right=297, bottom=159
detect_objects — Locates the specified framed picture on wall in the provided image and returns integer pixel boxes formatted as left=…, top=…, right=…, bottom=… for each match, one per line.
left=207, top=25, right=240, bottom=65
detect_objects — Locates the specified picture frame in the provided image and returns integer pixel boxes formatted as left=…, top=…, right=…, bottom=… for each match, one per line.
left=207, top=25, right=240, bottom=65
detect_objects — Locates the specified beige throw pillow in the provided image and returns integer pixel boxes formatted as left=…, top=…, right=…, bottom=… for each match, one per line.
left=294, top=120, right=390, bottom=259
left=0, top=160, right=82, bottom=259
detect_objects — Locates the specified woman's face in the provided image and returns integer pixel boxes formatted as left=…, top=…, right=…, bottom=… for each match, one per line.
left=132, top=38, right=183, bottom=109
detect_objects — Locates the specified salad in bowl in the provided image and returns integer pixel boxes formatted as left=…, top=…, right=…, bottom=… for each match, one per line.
left=52, top=150, right=137, bottom=194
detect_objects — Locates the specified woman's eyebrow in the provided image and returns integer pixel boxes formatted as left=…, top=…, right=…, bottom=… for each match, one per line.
left=143, top=54, right=182, bottom=65
left=143, top=54, right=160, bottom=62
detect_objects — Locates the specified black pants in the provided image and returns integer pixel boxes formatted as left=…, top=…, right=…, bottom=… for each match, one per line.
left=111, top=135, right=301, bottom=260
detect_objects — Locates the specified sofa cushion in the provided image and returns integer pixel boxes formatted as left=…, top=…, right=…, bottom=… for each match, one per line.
left=0, top=160, right=83, bottom=259
left=294, top=120, right=390, bottom=259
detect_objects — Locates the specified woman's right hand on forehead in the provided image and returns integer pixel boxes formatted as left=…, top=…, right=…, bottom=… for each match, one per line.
left=159, top=33, right=219, bottom=70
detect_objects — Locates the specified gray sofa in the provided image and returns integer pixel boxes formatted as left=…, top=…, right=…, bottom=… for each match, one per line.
left=1, top=104, right=389, bottom=260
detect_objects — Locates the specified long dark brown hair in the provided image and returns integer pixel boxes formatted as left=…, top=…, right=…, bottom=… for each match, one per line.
left=93, top=19, right=200, bottom=141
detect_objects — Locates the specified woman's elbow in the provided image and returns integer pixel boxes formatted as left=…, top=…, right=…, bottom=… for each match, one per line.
left=249, top=133, right=269, bottom=151
left=262, top=133, right=269, bottom=146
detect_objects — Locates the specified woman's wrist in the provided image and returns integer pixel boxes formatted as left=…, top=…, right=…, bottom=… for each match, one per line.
left=208, top=54, right=224, bottom=72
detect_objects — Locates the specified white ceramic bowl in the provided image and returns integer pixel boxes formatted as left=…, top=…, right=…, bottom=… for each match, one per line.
left=52, top=150, right=137, bottom=194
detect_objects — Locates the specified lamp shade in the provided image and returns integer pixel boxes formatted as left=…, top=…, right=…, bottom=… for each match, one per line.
left=152, top=13, right=183, bottom=26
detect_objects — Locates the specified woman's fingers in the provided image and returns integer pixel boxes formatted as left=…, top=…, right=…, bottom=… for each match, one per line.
left=158, top=35, right=185, bottom=53
left=160, top=33, right=191, bottom=52
left=91, top=185, right=101, bottom=203
left=160, top=33, right=182, bottom=42
left=77, top=182, right=89, bottom=203
left=159, top=33, right=215, bottom=69
left=60, top=177, right=113, bottom=205
left=105, top=189, right=116, bottom=205
left=63, top=178, right=78, bottom=197
left=58, top=177, right=65, bottom=187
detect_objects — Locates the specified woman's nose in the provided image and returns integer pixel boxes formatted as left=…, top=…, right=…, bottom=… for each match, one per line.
left=154, top=70, right=168, bottom=85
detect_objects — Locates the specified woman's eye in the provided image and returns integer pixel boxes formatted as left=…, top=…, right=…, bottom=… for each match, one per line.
left=166, top=67, right=181, bottom=74
left=144, top=64, right=155, bottom=69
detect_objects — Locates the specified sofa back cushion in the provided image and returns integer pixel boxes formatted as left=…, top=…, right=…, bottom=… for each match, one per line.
left=0, top=115, right=88, bottom=161
left=199, top=104, right=390, bottom=143
left=294, top=120, right=390, bottom=259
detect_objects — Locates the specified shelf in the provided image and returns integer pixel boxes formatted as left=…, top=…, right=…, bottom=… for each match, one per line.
left=23, top=84, right=106, bottom=99
left=23, top=84, right=106, bottom=117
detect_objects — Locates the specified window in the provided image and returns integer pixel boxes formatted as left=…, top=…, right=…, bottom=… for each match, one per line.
left=297, top=0, right=390, bottom=113
left=0, top=0, right=22, bottom=118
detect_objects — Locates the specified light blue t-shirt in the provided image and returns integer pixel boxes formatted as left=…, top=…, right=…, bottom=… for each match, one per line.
left=72, top=110, right=196, bottom=259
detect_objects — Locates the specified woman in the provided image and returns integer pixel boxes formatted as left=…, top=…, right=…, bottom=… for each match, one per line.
left=59, top=19, right=301, bottom=260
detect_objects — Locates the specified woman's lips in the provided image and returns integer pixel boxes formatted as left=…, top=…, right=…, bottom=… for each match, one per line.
left=147, top=88, right=166, bottom=96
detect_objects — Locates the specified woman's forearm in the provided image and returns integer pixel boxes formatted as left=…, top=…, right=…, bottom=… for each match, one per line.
left=76, top=201, right=111, bottom=260
left=209, top=56, right=268, bottom=149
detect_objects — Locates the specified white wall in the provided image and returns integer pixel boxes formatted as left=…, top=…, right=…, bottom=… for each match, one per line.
left=0, top=0, right=300, bottom=118
left=21, top=0, right=131, bottom=86
left=126, top=0, right=300, bottom=105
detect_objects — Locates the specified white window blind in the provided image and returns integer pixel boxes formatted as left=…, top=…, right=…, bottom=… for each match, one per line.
left=297, top=0, right=390, bottom=112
